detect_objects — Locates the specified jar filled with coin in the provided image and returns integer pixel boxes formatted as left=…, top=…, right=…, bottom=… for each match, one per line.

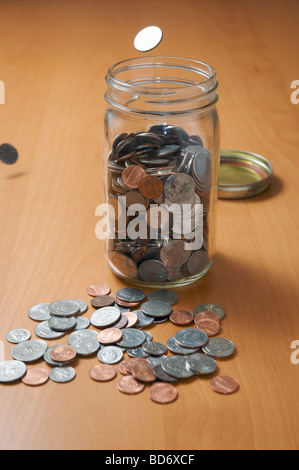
left=103, top=57, right=220, bottom=287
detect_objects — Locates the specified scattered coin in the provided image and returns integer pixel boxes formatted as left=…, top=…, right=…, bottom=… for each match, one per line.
left=90, top=295, right=115, bottom=308
left=6, top=329, right=31, bottom=344
left=22, top=368, right=49, bottom=386
left=134, top=26, right=163, bottom=52
left=186, top=353, right=217, bottom=375
left=48, top=316, right=77, bottom=332
left=194, top=318, right=220, bottom=336
left=90, top=306, right=121, bottom=328
left=167, top=336, right=198, bottom=355
left=89, top=364, right=117, bottom=382
left=127, top=347, right=150, bottom=358
left=210, top=375, right=239, bottom=395
left=87, top=283, right=111, bottom=297
left=194, top=310, right=220, bottom=324
left=115, top=287, right=146, bottom=303
left=97, top=346, right=123, bottom=364
left=202, top=337, right=235, bottom=358
left=68, top=329, right=98, bottom=345
left=71, top=336, right=100, bottom=357
left=0, top=360, right=27, bottom=383
left=97, top=328, right=123, bottom=345
left=149, top=382, right=178, bottom=404
left=141, top=300, right=172, bottom=318
left=148, top=289, right=178, bottom=305
left=142, top=341, right=167, bottom=356
left=71, top=299, right=88, bottom=314
left=44, top=345, right=77, bottom=367
left=124, top=357, right=149, bottom=374
left=133, top=310, right=154, bottom=328
left=74, top=316, right=90, bottom=330
left=194, top=303, right=226, bottom=320
left=122, top=312, right=138, bottom=328
left=115, top=298, right=140, bottom=308
left=12, top=340, right=48, bottom=363
left=118, top=360, right=130, bottom=375
left=0, top=143, right=19, bottom=165
left=113, top=314, right=129, bottom=329
left=49, top=300, right=80, bottom=318
left=175, top=328, right=208, bottom=349
left=28, top=303, right=51, bottom=322
left=117, top=375, right=145, bottom=394
left=116, top=328, right=146, bottom=349
left=153, top=364, right=178, bottom=383
left=161, top=355, right=194, bottom=379
left=35, top=321, right=65, bottom=340
left=49, top=366, right=76, bottom=383
left=169, top=310, right=194, bottom=326
left=49, top=345, right=77, bottom=363
left=132, top=361, right=156, bottom=383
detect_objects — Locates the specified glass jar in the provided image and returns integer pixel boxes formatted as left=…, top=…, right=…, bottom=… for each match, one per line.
left=103, top=56, right=220, bottom=288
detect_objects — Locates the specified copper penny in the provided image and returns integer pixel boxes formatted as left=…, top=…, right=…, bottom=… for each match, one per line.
left=110, top=253, right=138, bottom=279
left=118, top=360, right=130, bottom=375
left=138, top=175, right=164, bottom=199
left=132, top=362, right=156, bottom=383
left=90, top=295, right=115, bottom=308
left=115, top=297, right=141, bottom=308
left=89, top=364, right=117, bottom=382
left=121, top=165, right=147, bottom=189
left=22, top=368, right=49, bottom=386
left=160, top=240, right=191, bottom=266
left=194, top=318, right=220, bottom=336
left=97, top=328, right=123, bottom=345
left=113, top=314, right=129, bottom=329
left=149, top=382, right=178, bottom=404
left=169, top=309, right=194, bottom=326
left=194, top=310, right=220, bottom=324
left=50, top=345, right=77, bottom=363
left=117, top=375, right=145, bottom=394
left=122, top=312, right=138, bottom=328
left=124, top=357, right=149, bottom=374
left=210, top=375, right=239, bottom=395
left=87, top=283, right=111, bottom=297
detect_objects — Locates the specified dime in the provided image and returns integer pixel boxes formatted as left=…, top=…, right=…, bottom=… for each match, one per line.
left=194, top=319, right=220, bottom=336
left=28, top=303, right=51, bottom=322
left=202, top=337, right=235, bottom=358
left=117, top=375, right=145, bottom=394
left=134, top=26, right=163, bottom=52
left=49, top=345, right=77, bottom=363
left=153, top=364, right=178, bottom=383
left=97, top=345, right=123, bottom=364
left=148, top=289, right=178, bottom=305
left=0, top=360, right=27, bottom=383
left=121, top=165, right=147, bottom=189
left=160, top=240, right=191, bottom=266
left=138, top=260, right=169, bottom=283
left=44, top=345, right=77, bottom=367
left=175, top=328, right=208, bottom=349
left=90, top=295, right=115, bottom=308
left=0, top=143, right=19, bottom=165
left=142, top=341, right=167, bottom=356
left=110, top=252, right=138, bottom=279
left=149, top=382, right=178, bottom=404
left=49, top=300, right=80, bottom=318
left=70, top=299, right=88, bottom=314
left=48, top=316, right=77, bottom=332
left=138, top=175, right=164, bottom=199
left=6, top=329, right=31, bottom=344
left=141, top=300, right=172, bottom=318
left=161, top=355, right=194, bottom=379
left=12, top=340, right=48, bottom=363
left=133, top=310, right=154, bottom=328
left=122, top=312, right=138, bottom=328
left=90, top=306, right=121, bottom=328
left=194, top=311, right=220, bottom=324
left=116, top=328, right=145, bottom=349
left=71, top=336, right=100, bottom=357
left=35, top=321, right=65, bottom=340
left=89, top=364, right=117, bottom=382
left=74, top=316, right=90, bottom=330
left=194, top=303, right=226, bottom=320
left=115, top=287, right=146, bottom=303
left=22, top=368, right=49, bottom=386
left=210, top=375, right=239, bottom=395
left=68, top=329, right=98, bottom=345
left=127, top=347, right=150, bottom=358
left=141, top=330, right=153, bottom=342
left=186, top=353, right=217, bottom=375
left=86, top=283, right=111, bottom=297
left=132, top=361, right=156, bottom=383
left=97, top=328, right=123, bottom=345
left=169, top=310, right=194, bottom=326
left=166, top=336, right=198, bottom=355
left=49, top=367, right=76, bottom=383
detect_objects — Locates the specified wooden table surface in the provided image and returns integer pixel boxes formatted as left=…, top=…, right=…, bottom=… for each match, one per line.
left=0, top=0, right=299, bottom=450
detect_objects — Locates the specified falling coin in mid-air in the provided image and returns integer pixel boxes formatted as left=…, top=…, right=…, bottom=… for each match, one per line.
left=134, top=26, right=163, bottom=52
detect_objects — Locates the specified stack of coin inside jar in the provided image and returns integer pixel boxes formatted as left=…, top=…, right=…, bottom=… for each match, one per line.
left=106, top=125, right=213, bottom=286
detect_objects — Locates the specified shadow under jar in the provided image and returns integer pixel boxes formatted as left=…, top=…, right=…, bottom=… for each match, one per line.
left=103, top=56, right=220, bottom=288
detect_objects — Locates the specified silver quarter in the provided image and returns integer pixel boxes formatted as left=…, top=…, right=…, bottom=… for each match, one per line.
left=68, top=329, right=98, bottom=345
left=71, top=336, right=100, bottom=356
left=97, top=346, right=123, bottom=364
left=133, top=309, right=155, bottom=328
left=142, top=341, right=167, bottom=356
left=49, top=300, right=80, bottom=318
left=153, top=364, right=178, bottom=383
left=202, top=337, right=235, bottom=358
left=167, top=336, right=198, bottom=355
left=12, top=340, right=48, bottom=363
left=140, top=300, right=172, bottom=318
left=186, top=352, right=217, bottom=374
left=49, top=366, right=76, bottom=383
left=28, top=303, right=51, bottom=322
left=6, top=329, right=31, bottom=344
left=90, top=306, right=121, bottom=328
left=48, top=316, right=77, bottom=332
left=161, top=355, right=194, bottom=379
left=148, top=289, right=179, bottom=305
left=147, top=354, right=167, bottom=367
left=175, top=328, right=208, bottom=349
left=35, top=321, right=65, bottom=340
left=0, top=360, right=27, bottom=383
left=115, top=287, right=146, bottom=302
left=116, top=328, right=146, bottom=349
left=126, top=347, right=150, bottom=358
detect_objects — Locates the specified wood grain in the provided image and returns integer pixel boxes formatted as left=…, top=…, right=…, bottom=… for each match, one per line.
left=0, top=0, right=299, bottom=450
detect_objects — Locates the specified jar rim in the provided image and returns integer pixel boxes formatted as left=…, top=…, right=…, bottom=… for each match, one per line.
left=105, top=56, right=217, bottom=96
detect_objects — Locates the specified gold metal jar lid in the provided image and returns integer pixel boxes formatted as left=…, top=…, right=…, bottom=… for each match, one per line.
left=218, top=149, right=273, bottom=199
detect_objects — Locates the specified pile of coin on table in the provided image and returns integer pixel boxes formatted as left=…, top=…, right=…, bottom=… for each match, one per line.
left=0, top=284, right=239, bottom=403
left=106, top=125, right=213, bottom=284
